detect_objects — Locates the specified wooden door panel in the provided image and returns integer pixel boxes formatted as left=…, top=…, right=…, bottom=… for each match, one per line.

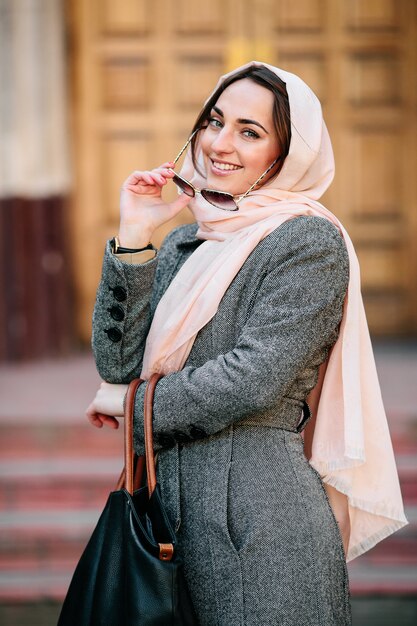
left=176, top=56, right=224, bottom=110
left=69, top=0, right=417, bottom=341
left=345, top=128, right=404, bottom=220
left=343, top=52, right=402, bottom=106
left=173, top=0, right=228, bottom=34
left=100, top=57, right=152, bottom=110
left=99, top=0, right=152, bottom=35
left=277, top=0, right=325, bottom=32
left=336, top=1, right=414, bottom=333
left=100, top=133, right=153, bottom=227
left=345, top=0, right=401, bottom=31
left=276, top=53, right=327, bottom=104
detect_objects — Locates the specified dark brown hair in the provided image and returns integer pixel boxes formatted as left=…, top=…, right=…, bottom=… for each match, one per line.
left=190, top=66, right=291, bottom=175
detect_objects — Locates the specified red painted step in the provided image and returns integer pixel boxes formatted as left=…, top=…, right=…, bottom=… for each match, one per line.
left=0, top=458, right=121, bottom=511
left=0, top=349, right=416, bottom=603
left=0, top=422, right=123, bottom=459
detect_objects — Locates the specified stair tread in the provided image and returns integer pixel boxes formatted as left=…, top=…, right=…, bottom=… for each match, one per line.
left=348, top=562, right=417, bottom=594
left=0, top=509, right=101, bottom=529
left=0, top=458, right=122, bottom=476
left=0, top=348, right=416, bottom=603
left=0, top=562, right=416, bottom=602
left=0, top=570, right=71, bottom=601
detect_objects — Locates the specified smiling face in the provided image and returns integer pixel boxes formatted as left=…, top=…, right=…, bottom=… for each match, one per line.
left=200, top=78, right=281, bottom=197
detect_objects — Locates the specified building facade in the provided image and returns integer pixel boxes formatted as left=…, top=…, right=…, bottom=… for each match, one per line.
left=1, top=0, right=416, bottom=361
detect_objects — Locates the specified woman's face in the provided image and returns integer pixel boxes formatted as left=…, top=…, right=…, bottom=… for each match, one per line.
left=200, top=78, right=281, bottom=196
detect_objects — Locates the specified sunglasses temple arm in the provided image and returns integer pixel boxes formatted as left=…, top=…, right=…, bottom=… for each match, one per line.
left=172, top=127, right=206, bottom=166
left=172, top=138, right=192, bottom=165
left=236, top=157, right=281, bottom=203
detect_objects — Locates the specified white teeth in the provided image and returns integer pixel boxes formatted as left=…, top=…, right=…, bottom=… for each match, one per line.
left=212, top=161, right=241, bottom=171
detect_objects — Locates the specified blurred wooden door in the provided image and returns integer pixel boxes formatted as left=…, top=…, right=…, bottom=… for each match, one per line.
left=69, top=0, right=417, bottom=341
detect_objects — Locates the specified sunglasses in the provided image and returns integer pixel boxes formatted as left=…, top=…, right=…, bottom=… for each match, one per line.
left=169, top=127, right=281, bottom=211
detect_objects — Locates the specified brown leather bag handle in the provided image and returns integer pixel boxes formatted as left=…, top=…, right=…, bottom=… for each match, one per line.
left=119, top=378, right=144, bottom=495
left=118, top=374, right=163, bottom=497
left=116, top=374, right=173, bottom=561
left=143, top=372, right=164, bottom=496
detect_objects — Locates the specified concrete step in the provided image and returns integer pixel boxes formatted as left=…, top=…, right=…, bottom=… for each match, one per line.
left=0, top=347, right=416, bottom=608
left=0, top=504, right=103, bottom=600
left=0, top=600, right=62, bottom=626
left=0, top=450, right=415, bottom=602
left=0, top=453, right=123, bottom=601
left=1, top=597, right=417, bottom=626
left=0, top=555, right=416, bottom=601
left=0, top=457, right=122, bottom=510
left=0, top=570, right=72, bottom=602
left=0, top=421, right=123, bottom=459
left=396, top=454, right=417, bottom=503
left=348, top=561, right=417, bottom=595
left=0, top=504, right=415, bottom=600
left=1, top=551, right=416, bottom=602
left=0, top=508, right=100, bottom=577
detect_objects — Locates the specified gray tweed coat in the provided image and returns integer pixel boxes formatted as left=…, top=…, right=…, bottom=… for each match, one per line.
left=92, top=215, right=352, bottom=626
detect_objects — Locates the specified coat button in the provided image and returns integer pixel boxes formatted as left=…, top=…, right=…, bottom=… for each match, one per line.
left=108, top=305, right=125, bottom=322
left=109, top=286, right=127, bottom=302
left=190, top=425, right=206, bottom=440
left=174, top=431, right=191, bottom=444
left=157, top=434, right=175, bottom=448
left=104, top=327, right=122, bottom=342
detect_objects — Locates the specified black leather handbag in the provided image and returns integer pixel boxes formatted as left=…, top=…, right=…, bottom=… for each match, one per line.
left=57, top=374, right=197, bottom=626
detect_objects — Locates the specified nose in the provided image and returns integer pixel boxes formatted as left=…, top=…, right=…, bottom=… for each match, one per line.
left=210, top=127, right=234, bottom=154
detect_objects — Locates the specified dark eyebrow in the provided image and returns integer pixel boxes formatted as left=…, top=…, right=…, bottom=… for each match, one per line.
left=212, top=106, right=269, bottom=134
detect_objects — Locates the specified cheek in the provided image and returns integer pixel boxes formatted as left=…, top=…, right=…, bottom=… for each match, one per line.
left=200, top=131, right=212, bottom=156
left=243, top=146, right=272, bottom=173
left=252, top=140, right=280, bottom=172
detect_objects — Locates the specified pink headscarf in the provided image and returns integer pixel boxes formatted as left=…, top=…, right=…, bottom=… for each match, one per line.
left=141, top=61, right=408, bottom=561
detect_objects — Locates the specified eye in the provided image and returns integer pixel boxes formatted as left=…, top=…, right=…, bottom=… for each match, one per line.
left=208, top=117, right=223, bottom=129
left=242, top=129, right=260, bottom=139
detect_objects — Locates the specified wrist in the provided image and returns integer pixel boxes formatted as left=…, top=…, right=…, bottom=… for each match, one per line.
left=118, top=225, right=153, bottom=249
left=111, top=236, right=154, bottom=254
left=122, top=388, right=128, bottom=414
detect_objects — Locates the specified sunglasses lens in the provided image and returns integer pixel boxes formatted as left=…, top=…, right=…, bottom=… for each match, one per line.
left=201, top=190, right=238, bottom=211
left=172, top=173, right=195, bottom=198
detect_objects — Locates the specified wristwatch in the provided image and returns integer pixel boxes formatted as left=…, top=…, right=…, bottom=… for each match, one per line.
left=111, top=236, right=154, bottom=254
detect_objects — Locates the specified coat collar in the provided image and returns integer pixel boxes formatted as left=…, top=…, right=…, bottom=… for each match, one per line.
left=175, top=222, right=203, bottom=249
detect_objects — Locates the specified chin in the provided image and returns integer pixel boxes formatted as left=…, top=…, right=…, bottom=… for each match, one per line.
left=206, top=174, right=246, bottom=195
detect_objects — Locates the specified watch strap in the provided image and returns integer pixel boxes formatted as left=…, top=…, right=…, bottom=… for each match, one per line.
left=111, top=236, right=154, bottom=254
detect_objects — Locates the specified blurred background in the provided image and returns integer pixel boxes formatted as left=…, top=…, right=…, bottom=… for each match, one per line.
left=0, top=0, right=416, bottom=624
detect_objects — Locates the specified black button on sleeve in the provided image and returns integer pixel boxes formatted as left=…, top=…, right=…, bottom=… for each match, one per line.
left=104, top=327, right=122, bottom=343
left=109, top=286, right=127, bottom=302
left=108, top=305, right=125, bottom=322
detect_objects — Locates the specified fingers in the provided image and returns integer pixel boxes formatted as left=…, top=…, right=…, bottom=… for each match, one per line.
left=97, top=414, right=120, bottom=429
left=124, top=164, right=176, bottom=189
left=142, top=172, right=165, bottom=186
left=86, top=402, right=119, bottom=430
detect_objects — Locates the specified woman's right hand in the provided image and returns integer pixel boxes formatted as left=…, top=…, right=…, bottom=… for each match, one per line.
left=118, top=162, right=191, bottom=248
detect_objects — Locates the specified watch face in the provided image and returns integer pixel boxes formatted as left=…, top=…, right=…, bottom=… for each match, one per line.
left=111, top=236, right=119, bottom=253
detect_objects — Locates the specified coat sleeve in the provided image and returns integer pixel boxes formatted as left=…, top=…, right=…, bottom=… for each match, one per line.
left=132, top=216, right=350, bottom=453
left=91, top=226, right=188, bottom=382
left=91, top=241, right=158, bottom=382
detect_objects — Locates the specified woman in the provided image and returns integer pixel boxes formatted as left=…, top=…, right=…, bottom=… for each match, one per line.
left=86, top=62, right=407, bottom=625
